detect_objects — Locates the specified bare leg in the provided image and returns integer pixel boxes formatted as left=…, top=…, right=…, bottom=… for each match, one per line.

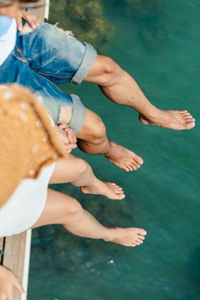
left=85, top=55, right=195, bottom=130
left=49, top=155, right=125, bottom=200
left=32, top=189, right=147, bottom=247
left=77, top=109, right=143, bottom=172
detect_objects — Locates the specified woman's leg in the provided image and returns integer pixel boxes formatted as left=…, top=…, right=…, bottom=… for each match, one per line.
left=49, top=155, right=125, bottom=200
left=32, top=189, right=147, bottom=247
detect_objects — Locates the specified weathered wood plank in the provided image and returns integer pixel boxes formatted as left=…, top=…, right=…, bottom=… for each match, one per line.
left=28, top=0, right=50, bottom=21
left=0, top=237, right=3, bottom=251
left=21, top=230, right=32, bottom=300
left=28, top=5, right=45, bottom=21
left=3, top=230, right=32, bottom=300
left=0, top=237, right=4, bottom=263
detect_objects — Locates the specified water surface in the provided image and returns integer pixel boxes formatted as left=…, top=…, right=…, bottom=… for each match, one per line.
left=28, top=1, right=200, bottom=299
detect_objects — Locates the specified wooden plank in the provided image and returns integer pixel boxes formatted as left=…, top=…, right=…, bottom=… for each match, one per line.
left=21, top=230, right=32, bottom=300
left=0, top=237, right=3, bottom=251
left=0, top=237, right=4, bottom=263
left=3, top=230, right=32, bottom=300
left=28, top=5, right=45, bottom=21
left=44, top=0, right=50, bottom=21
left=28, top=0, right=50, bottom=21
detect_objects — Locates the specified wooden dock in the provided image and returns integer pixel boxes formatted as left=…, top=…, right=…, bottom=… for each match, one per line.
left=0, top=230, right=32, bottom=300
left=0, top=2, right=50, bottom=299
left=28, top=0, right=50, bottom=21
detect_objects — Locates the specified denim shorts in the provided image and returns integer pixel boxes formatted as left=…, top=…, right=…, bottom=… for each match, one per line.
left=0, top=23, right=97, bottom=133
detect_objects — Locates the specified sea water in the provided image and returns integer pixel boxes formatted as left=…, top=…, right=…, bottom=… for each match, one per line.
left=28, top=1, right=200, bottom=299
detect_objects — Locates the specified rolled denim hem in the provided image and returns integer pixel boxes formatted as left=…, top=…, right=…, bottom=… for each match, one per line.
left=72, top=43, right=97, bottom=84
left=68, top=94, right=86, bottom=134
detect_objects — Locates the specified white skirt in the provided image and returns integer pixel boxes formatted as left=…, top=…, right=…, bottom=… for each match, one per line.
left=0, top=163, right=55, bottom=237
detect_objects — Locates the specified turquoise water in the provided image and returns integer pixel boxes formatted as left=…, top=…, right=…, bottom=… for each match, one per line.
left=28, top=1, right=200, bottom=299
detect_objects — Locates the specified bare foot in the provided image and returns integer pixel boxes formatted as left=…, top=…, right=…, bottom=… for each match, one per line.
left=139, top=109, right=195, bottom=130
left=81, top=179, right=125, bottom=200
left=104, top=227, right=147, bottom=247
left=104, top=141, right=143, bottom=172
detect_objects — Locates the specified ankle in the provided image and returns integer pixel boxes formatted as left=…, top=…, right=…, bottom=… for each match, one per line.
left=102, top=227, right=117, bottom=242
left=141, top=106, right=161, bottom=120
left=102, top=141, right=114, bottom=157
left=86, top=175, right=100, bottom=190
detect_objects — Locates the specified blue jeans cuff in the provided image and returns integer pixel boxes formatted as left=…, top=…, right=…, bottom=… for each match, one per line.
left=72, top=43, right=97, bottom=84
left=68, top=94, right=86, bottom=134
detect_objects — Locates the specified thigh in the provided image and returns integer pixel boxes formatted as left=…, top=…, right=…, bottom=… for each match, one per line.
left=49, top=155, right=86, bottom=184
left=18, top=23, right=97, bottom=84
left=0, top=55, right=73, bottom=124
left=31, top=189, right=80, bottom=228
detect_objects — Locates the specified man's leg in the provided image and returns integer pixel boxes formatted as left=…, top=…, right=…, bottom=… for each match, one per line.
left=32, top=189, right=147, bottom=247
left=9, top=24, right=143, bottom=172
left=76, top=109, right=143, bottom=172
left=49, top=155, right=125, bottom=200
left=1, top=52, right=142, bottom=172
left=85, top=55, right=195, bottom=130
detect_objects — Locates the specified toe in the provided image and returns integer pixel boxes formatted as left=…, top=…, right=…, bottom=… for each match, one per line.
left=130, top=163, right=139, bottom=171
left=122, top=166, right=130, bottom=172
left=184, top=118, right=195, bottom=123
left=135, top=241, right=141, bottom=245
left=135, top=242, right=143, bottom=246
left=135, top=156, right=144, bottom=165
left=137, top=229, right=147, bottom=236
left=130, top=166, right=137, bottom=171
left=112, top=183, right=122, bottom=190
left=183, top=114, right=194, bottom=119
left=116, top=186, right=123, bottom=191
left=127, top=167, right=133, bottom=172
left=116, top=163, right=130, bottom=172
left=182, top=112, right=194, bottom=119
left=185, top=121, right=195, bottom=129
left=116, top=188, right=124, bottom=194
left=131, top=161, right=141, bottom=169
left=116, top=190, right=124, bottom=195
left=127, top=165, right=136, bottom=172
left=136, top=238, right=143, bottom=243
left=137, top=235, right=145, bottom=241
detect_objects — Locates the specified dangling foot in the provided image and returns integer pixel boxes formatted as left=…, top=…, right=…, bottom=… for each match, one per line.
left=104, top=227, right=147, bottom=247
left=139, top=109, right=195, bottom=130
left=104, top=141, right=143, bottom=172
left=81, top=179, right=125, bottom=200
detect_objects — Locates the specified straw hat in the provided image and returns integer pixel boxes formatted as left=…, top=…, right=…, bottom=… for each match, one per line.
left=0, top=84, right=67, bottom=208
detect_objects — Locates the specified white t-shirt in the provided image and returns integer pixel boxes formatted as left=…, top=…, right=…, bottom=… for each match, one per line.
left=0, top=18, right=17, bottom=66
left=0, top=163, right=56, bottom=237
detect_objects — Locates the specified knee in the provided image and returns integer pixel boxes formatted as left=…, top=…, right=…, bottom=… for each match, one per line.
left=75, top=158, right=88, bottom=176
left=62, top=197, right=83, bottom=222
left=90, top=115, right=107, bottom=144
left=103, top=57, right=118, bottom=74
left=98, top=56, right=121, bottom=85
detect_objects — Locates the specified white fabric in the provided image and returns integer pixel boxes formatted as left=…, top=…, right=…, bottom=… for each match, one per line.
left=0, top=163, right=56, bottom=237
left=0, top=18, right=17, bottom=66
